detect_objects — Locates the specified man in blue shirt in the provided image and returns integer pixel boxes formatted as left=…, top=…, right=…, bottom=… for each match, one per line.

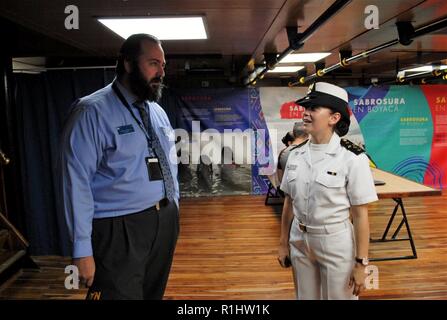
left=60, top=34, right=179, bottom=299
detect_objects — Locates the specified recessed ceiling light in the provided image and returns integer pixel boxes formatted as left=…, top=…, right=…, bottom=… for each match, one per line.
left=98, top=16, right=207, bottom=40
left=267, top=66, right=304, bottom=73
left=280, top=52, right=331, bottom=63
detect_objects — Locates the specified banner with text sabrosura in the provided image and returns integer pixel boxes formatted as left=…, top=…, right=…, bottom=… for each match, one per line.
left=347, top=85, right=446, bottom=189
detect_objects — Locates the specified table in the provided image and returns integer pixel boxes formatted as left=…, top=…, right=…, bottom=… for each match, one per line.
left=370, top=168, right=442, bottom=261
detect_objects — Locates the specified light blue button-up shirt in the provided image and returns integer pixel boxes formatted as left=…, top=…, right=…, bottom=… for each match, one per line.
left=60, top=80, right=179, bottom=258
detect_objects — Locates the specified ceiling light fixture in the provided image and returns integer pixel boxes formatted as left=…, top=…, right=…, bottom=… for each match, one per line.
left=280, top=52, right=331, bottom=63
left=98, top=16, right=207, bottom=40
left=267, top=66, right=304, bottom=73
left=402, top=65, right=447, bottom=73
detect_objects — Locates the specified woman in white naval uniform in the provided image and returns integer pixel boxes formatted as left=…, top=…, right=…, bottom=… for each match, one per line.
left=277, top=82, right=378, bottom=300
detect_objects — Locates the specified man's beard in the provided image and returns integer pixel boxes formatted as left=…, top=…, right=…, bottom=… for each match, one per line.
left=128, top=63, right=163, bottom=103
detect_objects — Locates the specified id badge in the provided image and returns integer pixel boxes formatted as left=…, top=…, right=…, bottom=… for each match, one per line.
left=146, top=157, right=163, bottom=181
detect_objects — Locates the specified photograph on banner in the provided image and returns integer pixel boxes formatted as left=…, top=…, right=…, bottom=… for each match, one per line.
left=175, top=88, right=253, bottom=197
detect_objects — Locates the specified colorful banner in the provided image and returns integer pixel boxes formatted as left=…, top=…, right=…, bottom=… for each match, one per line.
left=174, top=85, right=447, bottom=197
left=347, top=85, right=446, bottom=189
left=249, top=88, right=267, bottom=194
left=258, top=85, right=447, bottom=190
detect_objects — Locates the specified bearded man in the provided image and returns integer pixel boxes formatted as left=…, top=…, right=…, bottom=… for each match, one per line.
left=60, top=34, right=179, bottom=300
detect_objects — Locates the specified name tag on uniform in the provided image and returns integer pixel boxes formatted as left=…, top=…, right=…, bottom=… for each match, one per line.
left=288, top=164, right=298, bottom=170
left=117, top=124, right=135, bottom=135
left=327, top=171, right=337, bottom=176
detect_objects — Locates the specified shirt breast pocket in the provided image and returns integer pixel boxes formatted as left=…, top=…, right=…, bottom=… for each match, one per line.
left=315, top=173, right=345, bottom=188
left=287, top=171, right=297, bottom=182
left=285, top=170, right=298, bottom=195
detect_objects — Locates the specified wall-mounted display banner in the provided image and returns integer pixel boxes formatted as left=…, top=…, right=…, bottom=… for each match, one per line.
left=347, top=85, right=446, bottom=189
left=175, top=85, right=446, bottom=197
left=175, top=88, right=253, bottom=197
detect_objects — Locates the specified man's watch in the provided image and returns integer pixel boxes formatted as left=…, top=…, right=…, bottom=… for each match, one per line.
left=355, top=257, right=369, bottom=266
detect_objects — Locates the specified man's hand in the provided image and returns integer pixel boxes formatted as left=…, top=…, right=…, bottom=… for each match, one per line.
left=349, top=263, right=367, bottom=296
left=72, top=256, right=95, bottom=288
left=277, top=243, right=291, bottom=268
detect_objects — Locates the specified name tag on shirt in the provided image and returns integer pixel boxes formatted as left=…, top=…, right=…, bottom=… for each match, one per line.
left=287, top=164, right=298, bottom=170
left=117, top=124, right=135, bottom=135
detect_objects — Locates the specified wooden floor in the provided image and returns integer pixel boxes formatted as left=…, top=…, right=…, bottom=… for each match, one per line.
left=1, top=193, right=447, bottom=299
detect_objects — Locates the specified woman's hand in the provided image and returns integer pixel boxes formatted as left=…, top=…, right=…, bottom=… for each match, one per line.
left=277, top=243, right=291, bottom=268
left=278, top=195, right=294, bottom=268
left=349, top=263, right=367, bottom=296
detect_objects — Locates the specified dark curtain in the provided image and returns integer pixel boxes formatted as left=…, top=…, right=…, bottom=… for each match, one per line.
left=13, top=69, right=178, bottom=255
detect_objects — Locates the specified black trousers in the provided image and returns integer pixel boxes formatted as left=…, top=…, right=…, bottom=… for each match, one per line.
left=86, top=201, right=179, bottom=300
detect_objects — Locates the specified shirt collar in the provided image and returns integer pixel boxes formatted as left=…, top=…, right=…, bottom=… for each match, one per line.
left=300, top=132, right=340, bottom=155
left=325, top=132, right=341, bottom=155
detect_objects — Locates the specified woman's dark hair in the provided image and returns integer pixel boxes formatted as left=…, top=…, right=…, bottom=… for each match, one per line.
left=335, top=121, right=349, bottom=136
left=329, top=110, right=350, bottom=136
left=115, top=34, right=161, bottom=78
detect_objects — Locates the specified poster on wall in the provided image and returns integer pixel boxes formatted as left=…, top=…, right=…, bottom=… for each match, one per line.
left=347, top=85, right=446, bottom=189
left=175, top=88, right=253, bottom=197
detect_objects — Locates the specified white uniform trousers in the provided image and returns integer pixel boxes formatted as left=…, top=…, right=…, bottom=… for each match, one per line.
left=289, top=219, right=357, bottom=300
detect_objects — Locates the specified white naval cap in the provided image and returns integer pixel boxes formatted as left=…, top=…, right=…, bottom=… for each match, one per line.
left=311, top=82, right=348, bottom=102
left=295, top=82, right=350, bottom=133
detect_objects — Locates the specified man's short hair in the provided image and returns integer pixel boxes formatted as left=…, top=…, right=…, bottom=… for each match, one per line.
left=116, top=34, right=161, bottom=78
left=281, top=131, right=295, bottom=146
left=293, top=122, right=308, bottom=139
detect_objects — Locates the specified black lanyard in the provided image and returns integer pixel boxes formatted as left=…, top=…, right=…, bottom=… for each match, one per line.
left=112, top=81, right=153, bottom=148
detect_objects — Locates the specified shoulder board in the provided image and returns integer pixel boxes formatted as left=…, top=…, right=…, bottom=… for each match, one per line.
left=340, top=139, right=365, bottom=155
left=290, top=139, right=309, bottom=151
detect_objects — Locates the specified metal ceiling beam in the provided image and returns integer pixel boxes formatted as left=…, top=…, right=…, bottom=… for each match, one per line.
left=243, top=0, right=352, bottom=85
left=289, top=15, right=447, bottom=86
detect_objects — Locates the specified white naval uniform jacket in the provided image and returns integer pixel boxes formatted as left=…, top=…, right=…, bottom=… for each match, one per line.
left=280, top=133, right=378, bottom=230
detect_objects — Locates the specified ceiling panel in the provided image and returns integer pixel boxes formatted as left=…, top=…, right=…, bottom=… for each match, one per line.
left=0, top=0, right=446, bottom=83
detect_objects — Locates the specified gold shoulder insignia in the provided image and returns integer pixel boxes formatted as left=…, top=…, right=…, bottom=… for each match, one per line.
left=340, top=139, right=365, bottom=155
